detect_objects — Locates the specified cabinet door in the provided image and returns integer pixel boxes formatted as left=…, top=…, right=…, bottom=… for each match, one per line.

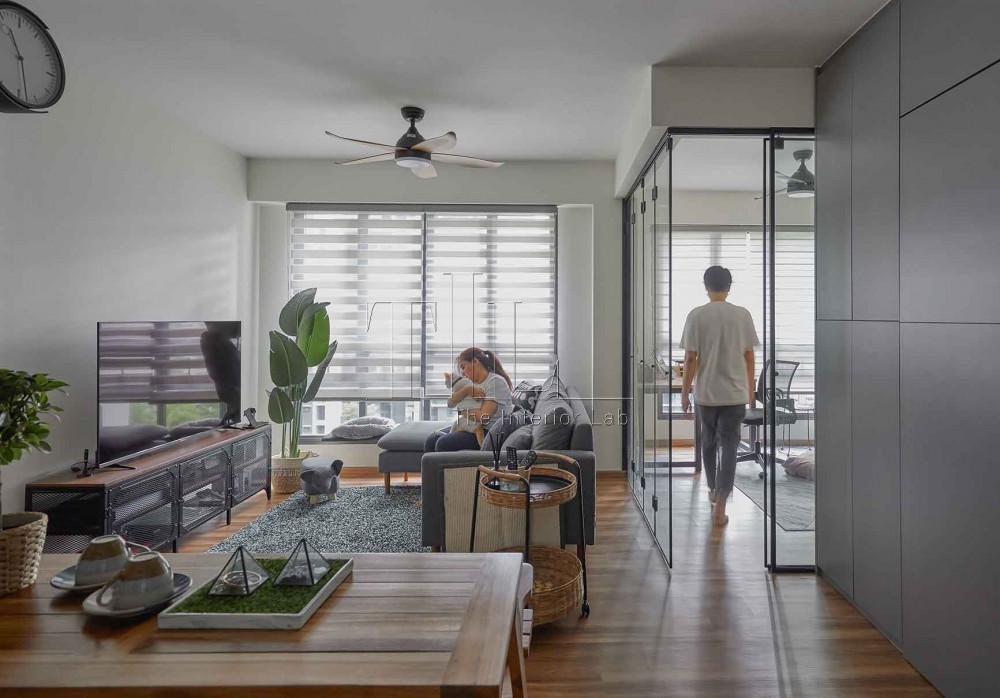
left=901, top=323, right=1000, bottom=697
left=816, top=321, right=853, bottom=594
left=109, top=468, right=177, bottom=550
left=851, top=321, right=901, bottom=643
left=231, top=431, right=271, bottom=504
left=900, top=0, right=1000, bottom=114
left=178, top=449, right=229, bottom=534
left=816, top=50, right=853, bottom=321
left=851, top=2, right=899, bottom=321
left=900, top=63, right=1000, bottom=323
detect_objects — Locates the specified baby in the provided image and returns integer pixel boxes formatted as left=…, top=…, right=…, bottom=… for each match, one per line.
left=445, top=371, right=485, bottom=446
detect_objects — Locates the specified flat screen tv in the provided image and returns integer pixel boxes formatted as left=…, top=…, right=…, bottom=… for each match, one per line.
left=97, top=321, right=241, bottom=467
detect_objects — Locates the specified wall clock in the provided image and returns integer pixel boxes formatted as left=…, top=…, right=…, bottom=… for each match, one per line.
left=0, top=1, right=64, bottom=113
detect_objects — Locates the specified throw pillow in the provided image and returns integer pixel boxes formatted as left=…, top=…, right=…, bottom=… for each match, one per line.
left=501, top=423, right=533, bottom=451
left=480, top=409, right=528, bottom=452
left=510, top=381, right=543, bottom=413
left=530, top=398, right=575, bottom=450
left=325, top=417, right=398, bottom=441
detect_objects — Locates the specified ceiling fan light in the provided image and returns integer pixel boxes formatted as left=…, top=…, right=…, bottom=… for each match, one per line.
left=787, top=189, right=815, bottom=198
left=396, top=155, right=431, bottom=169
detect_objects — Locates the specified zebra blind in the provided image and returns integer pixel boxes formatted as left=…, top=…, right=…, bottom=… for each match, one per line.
left=287, top=206, right=557, bottom=400
left=289, top=210, right=424, bottom=399
left=424, top=210, right=556, bottom=393
left=660, top=227, right=815, bottom=400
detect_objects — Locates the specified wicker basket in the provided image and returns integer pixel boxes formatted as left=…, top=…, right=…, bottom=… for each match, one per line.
left=504, top=545, right=583, bottom=626
left=271, top=451, right=317, bottom=494
left=0, top=512, right=47, bottom=596
left=479, top=466, right=577, bottom=510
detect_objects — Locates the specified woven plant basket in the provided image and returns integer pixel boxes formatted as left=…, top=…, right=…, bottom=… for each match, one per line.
left=271, top=451, right=316, bottom=494
left=503, top=545, right=582, bottom=626
left=0, top=512, right=47, bottom=596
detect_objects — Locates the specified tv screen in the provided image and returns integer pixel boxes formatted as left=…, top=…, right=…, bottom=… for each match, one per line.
left=97, top=321, right=241, bottom=466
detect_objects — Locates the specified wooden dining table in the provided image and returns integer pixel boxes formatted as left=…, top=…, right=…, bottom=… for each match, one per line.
left=0, top=552, right=527, bottom=697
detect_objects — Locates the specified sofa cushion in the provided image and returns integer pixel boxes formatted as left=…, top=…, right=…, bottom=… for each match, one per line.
left=510, top=381, right=542, bottom=413
left=501, top=423, right=533, bottom=451
left=480, top=408, right=529, bottom=451
left=326, top=416, right=397, bottom=441
left=531, top=396, right=575, bottom=450
left=377, top=420, right=452, bottom=451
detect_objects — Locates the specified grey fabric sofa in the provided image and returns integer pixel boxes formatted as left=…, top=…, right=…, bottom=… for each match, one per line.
left=420, top=381, right=596, bottom=551
left=377, top=420, right=451, bottom=493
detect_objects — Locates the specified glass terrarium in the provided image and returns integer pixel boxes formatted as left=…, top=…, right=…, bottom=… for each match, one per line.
left=208, top=546, right=270, bottom=596
left=274, top=539, right=331, bottom=586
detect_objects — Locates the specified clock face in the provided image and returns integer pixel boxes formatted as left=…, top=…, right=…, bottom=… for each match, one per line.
left=0, top=4, right=64, bottom=109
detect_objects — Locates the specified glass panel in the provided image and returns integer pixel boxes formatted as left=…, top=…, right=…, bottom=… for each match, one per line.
left=629, top=188, right=643, bottom=503
left=652, top=146, right=671, bottom=560
left=767, top=136, right=816, bottom=568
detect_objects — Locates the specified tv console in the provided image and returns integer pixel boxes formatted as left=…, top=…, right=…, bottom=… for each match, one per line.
left=25, top=425, right=271, bottom=554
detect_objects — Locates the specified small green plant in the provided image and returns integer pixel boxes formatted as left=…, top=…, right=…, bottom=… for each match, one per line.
left=268, top=289, right=338, bottom=458
left=0, top=370, right=68, bottom=525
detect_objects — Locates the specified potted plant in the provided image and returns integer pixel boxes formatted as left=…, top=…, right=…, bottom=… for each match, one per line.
left=0, top=370, right=67, bottom=595
left=268, top=288, right=338, bottom=493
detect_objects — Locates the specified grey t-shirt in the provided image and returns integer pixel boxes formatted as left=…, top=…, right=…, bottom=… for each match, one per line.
left=679, top=301, right=760, bottom=406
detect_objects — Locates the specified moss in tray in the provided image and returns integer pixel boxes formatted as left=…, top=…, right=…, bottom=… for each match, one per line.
left=165, top=558, right=347, bottom=615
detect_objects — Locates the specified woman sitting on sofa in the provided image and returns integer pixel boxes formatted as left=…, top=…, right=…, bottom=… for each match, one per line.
left=425, top=346, right=514, bottom=452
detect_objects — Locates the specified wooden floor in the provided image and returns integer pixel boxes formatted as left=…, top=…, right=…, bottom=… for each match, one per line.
left=181, top=471, right=938, bottom=697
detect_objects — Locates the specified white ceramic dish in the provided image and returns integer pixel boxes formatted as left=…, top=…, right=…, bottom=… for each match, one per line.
left=51, top=565, right=106, bottom=592
left=81, top=573, right=192, bottom=619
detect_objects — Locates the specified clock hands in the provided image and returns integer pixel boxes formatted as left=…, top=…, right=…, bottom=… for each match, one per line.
left=0, top=22, right=27, bottom=98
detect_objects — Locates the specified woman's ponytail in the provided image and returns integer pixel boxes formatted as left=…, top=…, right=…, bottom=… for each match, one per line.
left=458, top=346, right=513, bottom=388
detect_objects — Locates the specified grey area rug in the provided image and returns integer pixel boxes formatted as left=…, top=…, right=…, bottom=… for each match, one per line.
left=733, top=462, right=815, bottom=532
left=209, top=485, right=429, bottom=554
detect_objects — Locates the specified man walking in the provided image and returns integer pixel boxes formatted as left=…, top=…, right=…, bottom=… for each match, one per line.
left=680, top=266, right=759, bottom=527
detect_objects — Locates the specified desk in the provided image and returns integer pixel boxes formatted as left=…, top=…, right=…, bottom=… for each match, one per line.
left=0, top=552, right=527, bottom=697
left=651, top=378, right=702, bottom=472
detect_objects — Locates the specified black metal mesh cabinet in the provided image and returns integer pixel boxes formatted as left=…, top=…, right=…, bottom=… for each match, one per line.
left=25, top=426, right=271, bottom=554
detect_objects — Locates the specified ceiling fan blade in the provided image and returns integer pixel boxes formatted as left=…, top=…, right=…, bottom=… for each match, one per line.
left=413, top=164, right=438, bottom=179
left=325, top=131, right=402, bottom=152
left=411, top=132, right=457, bottom=153
left=430, top=152, right=503, bottom=168
left=336, top=152, right=396, bottom=166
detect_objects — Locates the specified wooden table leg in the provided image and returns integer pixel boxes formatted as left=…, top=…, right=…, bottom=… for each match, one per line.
left=506, top=608, right=528, bottom=698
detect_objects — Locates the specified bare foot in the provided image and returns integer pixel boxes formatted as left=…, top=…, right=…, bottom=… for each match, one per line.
left=713, top=498, right=729, bottom=527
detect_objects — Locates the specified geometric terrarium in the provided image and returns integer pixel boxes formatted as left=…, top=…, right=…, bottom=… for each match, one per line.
left=274, top=539, right=331, bottom=586
left=208, top=546, right=270, bottom=596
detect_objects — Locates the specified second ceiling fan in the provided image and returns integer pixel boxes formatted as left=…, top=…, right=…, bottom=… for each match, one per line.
left=325, top=106, right=503, bottom=179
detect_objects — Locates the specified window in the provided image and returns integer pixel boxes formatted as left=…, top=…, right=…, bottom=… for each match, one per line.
left=662, top=226, right=815, bottom=405
left=288, top=205, right=557, bottom=425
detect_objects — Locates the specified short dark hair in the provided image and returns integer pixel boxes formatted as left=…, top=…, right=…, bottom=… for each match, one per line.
left=703, top=266, right=732, bottom=292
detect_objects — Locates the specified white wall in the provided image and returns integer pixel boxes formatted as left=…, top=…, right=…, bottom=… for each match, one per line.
left=249, top=159, right=621, bottom=471
left=0, top=67, right=251, bottom=515
left=616, top=67, right=816, bottom=195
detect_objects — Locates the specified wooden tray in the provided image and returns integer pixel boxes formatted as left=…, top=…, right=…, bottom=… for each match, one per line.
left=157, top=558, right=353, bottom=630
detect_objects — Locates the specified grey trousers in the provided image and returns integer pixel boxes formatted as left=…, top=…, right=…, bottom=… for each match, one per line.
left=697, top=404, right=746, bottom=499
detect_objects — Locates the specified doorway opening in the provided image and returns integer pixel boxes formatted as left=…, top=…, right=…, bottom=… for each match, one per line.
left=624, top=130, right=816, bottom=571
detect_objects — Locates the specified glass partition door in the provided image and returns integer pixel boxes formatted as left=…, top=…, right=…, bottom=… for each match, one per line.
left=763, top=134, right=817, bottom=570
left=626, top=141, right=673, bottom=567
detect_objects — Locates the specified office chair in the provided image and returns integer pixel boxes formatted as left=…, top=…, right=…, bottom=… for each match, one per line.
left=736, top=359, right=800, bottom=479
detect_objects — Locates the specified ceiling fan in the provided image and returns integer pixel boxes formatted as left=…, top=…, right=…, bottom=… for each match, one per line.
left=325, top=106, right=503, bottom=179
left=775, top=149, right=815, bottom=198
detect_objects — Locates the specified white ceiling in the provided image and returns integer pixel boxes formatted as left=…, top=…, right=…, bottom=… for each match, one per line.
left=32, top=0, right=882, bottom=160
